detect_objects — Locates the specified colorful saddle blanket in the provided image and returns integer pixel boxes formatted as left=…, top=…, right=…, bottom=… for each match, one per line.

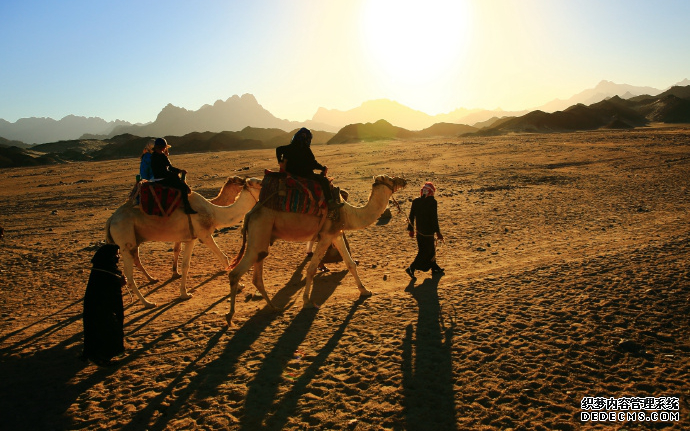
left=259, top=170, right=327, bottom=216
left=132, top=181, right=182, bottom=217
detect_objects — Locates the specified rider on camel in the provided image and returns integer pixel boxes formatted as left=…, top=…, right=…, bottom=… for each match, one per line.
left=276, top=128, right=341, bottom=209
left=151, top=138, right=197, bottom=214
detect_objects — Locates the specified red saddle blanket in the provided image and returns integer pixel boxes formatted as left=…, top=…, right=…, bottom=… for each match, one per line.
left=134, top=181, right=182, bottom=217
left=259, top=170, right=328, bottom=216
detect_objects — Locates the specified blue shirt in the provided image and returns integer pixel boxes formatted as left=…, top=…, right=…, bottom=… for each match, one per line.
left=139, top=152, right=154, bottom=180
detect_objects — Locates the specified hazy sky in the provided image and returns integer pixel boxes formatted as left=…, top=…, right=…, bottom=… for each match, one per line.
left=1, top=0, right=689, bottom=123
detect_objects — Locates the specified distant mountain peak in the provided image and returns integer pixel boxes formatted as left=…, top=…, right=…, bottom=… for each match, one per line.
left=240, top=93, right=258, bottom=103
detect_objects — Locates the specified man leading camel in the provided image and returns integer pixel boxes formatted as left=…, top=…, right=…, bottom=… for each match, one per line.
left=276, top=128, right=341, bottom=210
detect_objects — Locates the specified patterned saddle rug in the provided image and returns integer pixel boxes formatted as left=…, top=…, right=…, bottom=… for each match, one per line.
left=130, top=181, right=182, bottom=217
left=259, top=170, right=329, bottom=217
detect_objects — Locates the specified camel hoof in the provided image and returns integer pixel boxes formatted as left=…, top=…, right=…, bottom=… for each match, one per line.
left=360, top=289, right=373, bottom=298
left=225, top=314, right=234, bottom=326
left=171, top=273, right=182, bottom=279
left=143, top=301, right=157, bottom=309
left=180, top=293, right=193, bottom=300
left=147, top=277, right=159, bottom=283
left=237, top=283, right=246, bottom=293
left=303, top=301, right=319, bottom=309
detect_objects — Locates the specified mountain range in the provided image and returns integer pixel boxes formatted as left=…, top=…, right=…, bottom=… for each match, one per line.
left=2, top=79, right=688, bottom=145
left=2, top=84, right=689, bottom=168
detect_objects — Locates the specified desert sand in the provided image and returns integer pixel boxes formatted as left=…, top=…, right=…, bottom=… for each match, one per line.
left=1, top=126, right=688, bottom=430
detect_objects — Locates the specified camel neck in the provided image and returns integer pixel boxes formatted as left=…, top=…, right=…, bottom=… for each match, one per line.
left=213, top=188, right=257, bottom=227
left=342, top=185, right=391, bottom=230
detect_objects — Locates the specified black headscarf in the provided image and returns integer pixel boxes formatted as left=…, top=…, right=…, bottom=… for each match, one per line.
left=291, top=127, right=313, bottom=147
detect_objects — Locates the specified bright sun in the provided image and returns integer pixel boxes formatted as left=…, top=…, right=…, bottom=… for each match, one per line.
left=361, top=0, right=472, bottom=89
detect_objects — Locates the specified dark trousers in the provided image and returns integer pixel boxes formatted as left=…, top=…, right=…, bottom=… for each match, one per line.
left=410, top=234, right=440, bottom=272
left=299, top=172, right=335, bottom=203
left=159, top=176, right=194, bottom=212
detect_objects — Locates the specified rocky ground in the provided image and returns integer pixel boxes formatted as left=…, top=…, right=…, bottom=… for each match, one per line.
left=1, top=126, right=689, bottom=430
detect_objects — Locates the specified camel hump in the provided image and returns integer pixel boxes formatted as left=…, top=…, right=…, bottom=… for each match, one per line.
left=260, top=170, right=330, bottom=217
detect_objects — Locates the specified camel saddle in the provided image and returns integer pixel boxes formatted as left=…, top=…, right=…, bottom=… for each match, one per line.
left=129, top=180, right=182, bottom=217
left=260, top=170, right=337, bottom=217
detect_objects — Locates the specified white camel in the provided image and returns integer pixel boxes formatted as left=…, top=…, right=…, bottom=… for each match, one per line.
left=106, top=176, right=261, bottom=308
left=123, top=176, right=247, bottom=282
left=225, top=174, right=407, bottom=325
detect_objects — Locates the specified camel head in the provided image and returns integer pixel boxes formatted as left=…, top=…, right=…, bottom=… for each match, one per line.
left=224, top=176, right=246, bottom=189
left=373, top=175, right=407, bottom=193
left=211, top=175, right=249, bottom=206
left=243, top=177, right=262, bottom=201
left=244, top=177, right=262, bottom=190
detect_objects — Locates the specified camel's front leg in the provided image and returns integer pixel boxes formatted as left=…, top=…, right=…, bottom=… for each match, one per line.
left=172, top=242, right=182, bottom=277
left=123, top=247, right=156, bottom=308
left=178, top=240, right=196, bottom=300
left=332, top=234, right=371, bottom=298
left=303, top=239, right=332, bottom=308
left=198, top=234, right=230, bottom=271
left=132, top=247, right=158, bottom=282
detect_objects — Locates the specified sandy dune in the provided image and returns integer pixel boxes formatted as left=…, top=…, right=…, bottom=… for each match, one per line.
left=1, top=126, right=689, bottom=430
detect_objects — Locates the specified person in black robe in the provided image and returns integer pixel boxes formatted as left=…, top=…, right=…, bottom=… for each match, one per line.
left=405, top=182, right=444, bottom=280
left=150, top=137, right=197, bottom=214
left=82, top=243, right=126, bottom=366
left=276, top=128, right=340, bottom=209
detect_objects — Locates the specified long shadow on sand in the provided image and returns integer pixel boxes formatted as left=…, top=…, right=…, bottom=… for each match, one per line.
left=0, top=270, right=227, bottom=430
left=241, top=297, right=365, bottom=430
left=121, top=257, right=317, bottom=430
left=0, top=323, right=120, bottom=430
left=238, top=269, right=349, bottom=431
left=402, top=274, right=456, bottom=430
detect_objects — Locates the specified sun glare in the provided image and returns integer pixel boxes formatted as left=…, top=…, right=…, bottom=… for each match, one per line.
left=361, top=0, right=472, bottom=90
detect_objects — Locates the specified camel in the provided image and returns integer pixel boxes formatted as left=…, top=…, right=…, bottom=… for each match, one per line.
left=125, top=176, right=247, bottom=281
left=225, top=174, right=407, bottom=325
left=106, top=176, right=262, bottom=308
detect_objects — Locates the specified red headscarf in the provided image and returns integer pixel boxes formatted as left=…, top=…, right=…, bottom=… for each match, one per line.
left=421, top=182, right=435, bottom=197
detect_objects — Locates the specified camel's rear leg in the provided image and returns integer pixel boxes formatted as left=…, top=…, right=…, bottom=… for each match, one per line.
left=251, top=258, right=279, bottom=311
left=303, top=239, right=332, bottom=308
left=132, top=247, right=158, bottom=282
left=172, top=242, right=182, bottom=278
left=227, top=251, right=259, bottom=326
left=332, top=234, right=371, bottom=298
left=122, top=248, right=156, bottom=308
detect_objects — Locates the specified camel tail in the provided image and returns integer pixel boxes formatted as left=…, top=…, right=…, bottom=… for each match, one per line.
left=229, top=212, right=250, bottom=269
left=105, top=216, right=115, bottom=244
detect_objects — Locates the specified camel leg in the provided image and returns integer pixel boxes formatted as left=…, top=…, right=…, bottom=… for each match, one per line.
left=303, top=239, right=331, bottom=308
left=172, top=242, right=182, bottom=277
left=332, top=234, right=371, bottom=298
left=198, top=234, right=230, bottom=270
left=132, top=247, right=158, bottom=282
left=122, top=247, right=156, bottom=308
left=178, top=240, right=195, bottom=300
left=227, top=251, right=260, bottom=325
left=251, top=259, right=279, bottom=311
